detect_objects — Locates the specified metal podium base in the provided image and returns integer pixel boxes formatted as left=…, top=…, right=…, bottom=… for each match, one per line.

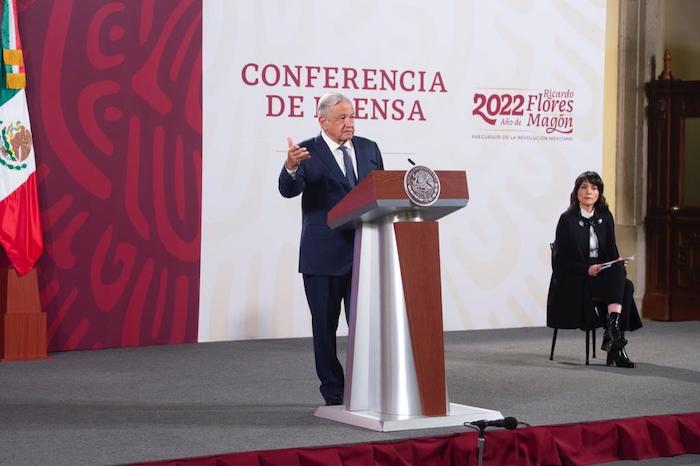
left=314, top=403, right=503, bottom=432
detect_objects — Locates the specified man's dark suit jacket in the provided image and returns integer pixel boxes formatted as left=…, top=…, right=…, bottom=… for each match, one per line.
left=278, top=134, right=384, bottom=276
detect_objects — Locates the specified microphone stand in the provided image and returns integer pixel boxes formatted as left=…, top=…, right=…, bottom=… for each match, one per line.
left=466, top=417, right=524, bottom=466
left=477, top=425, right=486, bottom=466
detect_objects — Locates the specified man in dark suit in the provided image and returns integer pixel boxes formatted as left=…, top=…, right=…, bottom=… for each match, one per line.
left=279, top=93, right=384, bottom=406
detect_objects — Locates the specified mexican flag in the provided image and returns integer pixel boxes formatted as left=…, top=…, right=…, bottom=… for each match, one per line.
left=0, top=0, right=42, bottom=276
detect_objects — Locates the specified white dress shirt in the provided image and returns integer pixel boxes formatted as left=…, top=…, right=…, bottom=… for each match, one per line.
left=285, top=131, right=357, bottom=178
left=581, top=207, right=599, bottom=258
left=320, top=130, right=357, bottom=178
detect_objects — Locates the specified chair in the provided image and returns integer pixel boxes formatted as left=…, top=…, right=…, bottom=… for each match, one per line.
left=549, top=312, right=602, bottom=365
left=548, top=242, right=605, bottom=365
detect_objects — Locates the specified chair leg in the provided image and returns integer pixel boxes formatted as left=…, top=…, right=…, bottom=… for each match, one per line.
left=585, top=330, right=590, bottom=365
left=550, top=329, right=558, bottom=360
left=592, top=328, right=596, bottom=359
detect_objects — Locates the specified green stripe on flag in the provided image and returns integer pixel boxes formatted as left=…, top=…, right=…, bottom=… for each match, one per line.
left=1, top=0, right=9, bottom=50
left=0, top=70, right=20, bottom=105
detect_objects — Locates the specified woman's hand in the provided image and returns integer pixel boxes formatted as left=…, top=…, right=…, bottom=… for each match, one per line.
left=588, top=264, right=603, bottom=277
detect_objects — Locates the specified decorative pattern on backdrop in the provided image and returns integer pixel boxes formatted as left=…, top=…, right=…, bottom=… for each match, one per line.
left=17, top=0, right=202, bottom=351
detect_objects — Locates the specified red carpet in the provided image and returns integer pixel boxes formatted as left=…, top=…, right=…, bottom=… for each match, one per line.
left=134, top=412, right=700, bottom=466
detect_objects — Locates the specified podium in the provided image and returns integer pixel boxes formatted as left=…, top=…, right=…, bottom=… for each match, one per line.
left=314, top=170, right=502, bottom=431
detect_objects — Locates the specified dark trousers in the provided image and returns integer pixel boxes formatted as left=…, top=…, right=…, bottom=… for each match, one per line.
left=589, top=262, right=640, bottom=331
left=303, top=273, right=352, bottom=400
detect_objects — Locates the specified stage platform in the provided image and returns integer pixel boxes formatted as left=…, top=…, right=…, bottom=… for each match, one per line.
left=1, top=321, right=699, bottom=465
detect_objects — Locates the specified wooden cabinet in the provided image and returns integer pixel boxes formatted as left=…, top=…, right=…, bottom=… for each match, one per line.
left=644, top=79, right=700, bottom=320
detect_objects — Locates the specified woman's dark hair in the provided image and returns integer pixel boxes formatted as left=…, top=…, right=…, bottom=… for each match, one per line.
left=567, top=171, right=609, bottom=212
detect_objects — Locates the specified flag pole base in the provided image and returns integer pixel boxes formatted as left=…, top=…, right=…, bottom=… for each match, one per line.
left=1, top=268, right=47, bottom=361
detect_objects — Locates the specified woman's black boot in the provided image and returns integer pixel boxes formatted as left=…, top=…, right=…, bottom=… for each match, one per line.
left=607, top=345, right=636, bottom=368
left=615, top=346, right=636, bottom=368
left=606, top=322, right=635, bottom=367
left=604, top=313, right=627, bottom=352
left=606, top=348, right=615, bottom=366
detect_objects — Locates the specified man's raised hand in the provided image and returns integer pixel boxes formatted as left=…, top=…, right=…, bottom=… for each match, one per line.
left=286, top=137, right=310, bottom=170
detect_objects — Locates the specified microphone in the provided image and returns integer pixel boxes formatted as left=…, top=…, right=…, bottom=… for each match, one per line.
left=469, top=417, right=519, bottom=430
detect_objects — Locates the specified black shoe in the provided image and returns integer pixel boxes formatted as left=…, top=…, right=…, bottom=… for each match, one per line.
left=616, top=347, right=636, bottom=368
left=601, top=331, right=627, bottom=352
left=324, top=395, right=343, bottom=406
left=606, top=347, right=636, bottom=368
left=604, top=313, right=627, bottom=352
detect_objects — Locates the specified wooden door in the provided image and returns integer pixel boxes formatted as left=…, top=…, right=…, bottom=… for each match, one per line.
left=644, top=79, right=700, bottom=320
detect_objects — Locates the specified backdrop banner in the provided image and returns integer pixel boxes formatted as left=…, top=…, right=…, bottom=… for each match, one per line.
left=201, top=0, right=607, bottom=341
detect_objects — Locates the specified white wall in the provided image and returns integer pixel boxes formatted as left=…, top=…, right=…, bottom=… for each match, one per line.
left=200, top=0, right=607, bottom=341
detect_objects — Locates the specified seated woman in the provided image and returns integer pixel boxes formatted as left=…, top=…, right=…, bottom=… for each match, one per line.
left=547, top=171, right=642, bottom=367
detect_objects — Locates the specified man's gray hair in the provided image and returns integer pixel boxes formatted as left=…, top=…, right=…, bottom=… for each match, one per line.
left=317, top=93, right=352, bottom=118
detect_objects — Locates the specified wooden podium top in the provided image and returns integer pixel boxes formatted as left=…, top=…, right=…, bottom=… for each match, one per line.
left=327, top=170, right=469, bottom=229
